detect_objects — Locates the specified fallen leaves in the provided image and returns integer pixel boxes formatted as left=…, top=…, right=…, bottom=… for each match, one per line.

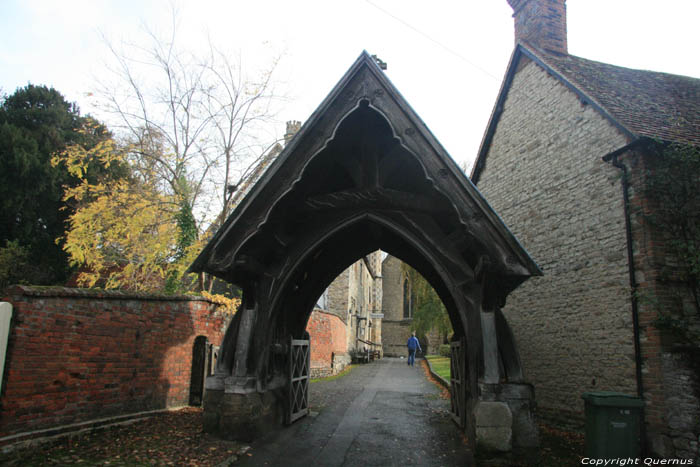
left=0, top=408, right=244, bottom=467
left=420, top=360, right=451, bottom=399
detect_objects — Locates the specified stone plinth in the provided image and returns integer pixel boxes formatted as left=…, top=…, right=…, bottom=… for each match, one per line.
left=480, top=383, right=540, bottom=449
left=475, top=401, right=513, bottom=452
left=203, top=388, right=283, bottom=442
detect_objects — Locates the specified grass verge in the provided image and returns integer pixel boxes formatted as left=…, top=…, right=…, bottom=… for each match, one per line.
left=425, top=354, right=450, bottom=381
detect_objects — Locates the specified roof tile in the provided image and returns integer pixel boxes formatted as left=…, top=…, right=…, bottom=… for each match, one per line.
left=537, top=51, right=700, bottom=146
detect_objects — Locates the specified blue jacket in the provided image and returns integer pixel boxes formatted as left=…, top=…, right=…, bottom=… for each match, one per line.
left=407, top=336, right=421, bottom=351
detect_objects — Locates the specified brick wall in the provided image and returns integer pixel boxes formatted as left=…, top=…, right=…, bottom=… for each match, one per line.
left=476, top=57, right=637, bottom=428
left=306, top=308, right=348, bottom=377
left=0, top=286, right=229, bottom=442
left=507, top=0, right=567, bottom=55
left=623, top=151, right=700, bottom=459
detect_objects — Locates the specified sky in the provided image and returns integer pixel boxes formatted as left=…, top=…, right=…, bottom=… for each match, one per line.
left=1, top=0, right=699, bottom=171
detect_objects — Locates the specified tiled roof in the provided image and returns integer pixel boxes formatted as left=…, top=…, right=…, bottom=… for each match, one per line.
left=537, top=50, right=700, bottom=146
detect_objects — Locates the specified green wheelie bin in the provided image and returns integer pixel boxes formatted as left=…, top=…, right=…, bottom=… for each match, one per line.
left=582, top=391, right=644, bottom=459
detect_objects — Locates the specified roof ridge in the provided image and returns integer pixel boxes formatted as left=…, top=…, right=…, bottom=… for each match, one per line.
left=545, top=49, right=700, bottom=82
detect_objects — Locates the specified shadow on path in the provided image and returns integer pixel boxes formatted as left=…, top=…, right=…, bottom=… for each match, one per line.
left=234, top=357, right=473, bottom=466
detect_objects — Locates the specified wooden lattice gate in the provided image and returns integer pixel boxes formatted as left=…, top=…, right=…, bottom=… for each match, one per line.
left=286, top=336, right=310, bottom=424
left=450, top=338, right=466, bottom=428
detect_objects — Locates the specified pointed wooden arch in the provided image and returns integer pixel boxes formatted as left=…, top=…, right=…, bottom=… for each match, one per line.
left=190, top=51, right=541, bottom=446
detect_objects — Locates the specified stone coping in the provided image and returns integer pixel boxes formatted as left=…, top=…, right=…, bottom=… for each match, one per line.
left=2, top=285, right=214, bottom=303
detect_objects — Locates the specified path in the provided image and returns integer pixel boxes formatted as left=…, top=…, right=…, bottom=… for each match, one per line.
left=234, top=357, right=473, bottom=466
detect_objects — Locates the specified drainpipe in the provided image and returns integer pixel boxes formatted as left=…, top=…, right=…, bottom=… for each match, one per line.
left=603, top=143, right=646, bottom=453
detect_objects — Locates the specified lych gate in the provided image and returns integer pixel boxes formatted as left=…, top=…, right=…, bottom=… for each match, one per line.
left=189, top=52, right=541, bottom=454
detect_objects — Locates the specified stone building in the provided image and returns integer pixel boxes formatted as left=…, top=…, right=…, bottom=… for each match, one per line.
left=472, top=0, right=699, bottom=458
left=380, top=254, right=411, bottom=357
left=309, top=250, right=451, bottom=371
left=381, top=254, right=442, bottom=357
left=306, top=251, right=383, bottom=377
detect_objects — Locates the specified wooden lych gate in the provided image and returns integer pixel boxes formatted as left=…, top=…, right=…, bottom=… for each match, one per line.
left=189, top=52, right=541, bottom=453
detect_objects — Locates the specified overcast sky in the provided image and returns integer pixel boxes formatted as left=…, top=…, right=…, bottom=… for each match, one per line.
left=2, top=0, right=699, bottom=170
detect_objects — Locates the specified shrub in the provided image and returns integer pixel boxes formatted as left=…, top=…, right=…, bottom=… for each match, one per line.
left=438, top=344, right=451, bottom=357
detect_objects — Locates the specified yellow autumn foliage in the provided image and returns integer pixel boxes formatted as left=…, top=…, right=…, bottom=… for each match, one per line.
left=53, top=125, right=200, bottom=292
left=200, top=291, right=241, bottom=315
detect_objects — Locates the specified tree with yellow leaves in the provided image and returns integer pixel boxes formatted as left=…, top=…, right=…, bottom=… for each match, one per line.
left=53, top=121, right=203, bottom=293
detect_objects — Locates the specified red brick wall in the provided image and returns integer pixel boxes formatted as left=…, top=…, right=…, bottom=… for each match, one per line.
left=306, top=309, right=347, bottom=373
left=625, top=151, right=666, bottom=429
left=0, top=286, right=229, bottom=440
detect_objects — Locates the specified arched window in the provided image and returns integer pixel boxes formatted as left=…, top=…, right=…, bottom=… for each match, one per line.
left=403, top=278, right=412, bottom=319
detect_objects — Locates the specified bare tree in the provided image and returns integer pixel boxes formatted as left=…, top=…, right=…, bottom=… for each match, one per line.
left=94, top=9, right=284, bottom=233
left=203, top=44, right=284, bottom=222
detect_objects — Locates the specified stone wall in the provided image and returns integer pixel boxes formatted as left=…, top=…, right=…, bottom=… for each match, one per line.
left=475, top=55, right=700, bottom=459
left=382, top=255, right=404, bottom=321
left=475, top=57, right=637, bottom=428
left=326, top=268, right=349, bottom=325
left=382, top=320, right=412, bottom=358
left=0, top=286, right=229, bottom=444
left=381, top=254, right=447, bottom=357
left=345, top=254, right=381, bottom=354
left=423, top=327, right=442, bottom=355
left=381, top=255, right=410, bottom=357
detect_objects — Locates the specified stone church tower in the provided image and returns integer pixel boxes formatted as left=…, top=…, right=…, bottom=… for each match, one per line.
left=380, top=255, right=443, bottom=357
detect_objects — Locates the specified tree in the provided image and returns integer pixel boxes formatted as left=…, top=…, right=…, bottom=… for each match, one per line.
left=94, top=13, right=283, bottom=240
left=402, top=264, right=452, bottom=343
left=54, top=126, right=200, bottom=292
left=0, top=84, right=112, bottom=286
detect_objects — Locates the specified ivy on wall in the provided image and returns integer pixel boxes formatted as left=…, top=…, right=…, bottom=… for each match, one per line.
left=644, top=142, right=700, bottom=348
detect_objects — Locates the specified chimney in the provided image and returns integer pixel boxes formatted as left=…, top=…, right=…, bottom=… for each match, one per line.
left=284, top=120, right=302, bottom=145
left=507, top=0, right=568, bottom=55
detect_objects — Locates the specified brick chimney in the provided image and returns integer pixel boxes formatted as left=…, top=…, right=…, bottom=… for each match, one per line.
left=507, top=0, right=567, bottom=55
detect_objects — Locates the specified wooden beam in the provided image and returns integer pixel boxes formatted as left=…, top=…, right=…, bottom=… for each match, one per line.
left=304, top=187, right=450, bottom=213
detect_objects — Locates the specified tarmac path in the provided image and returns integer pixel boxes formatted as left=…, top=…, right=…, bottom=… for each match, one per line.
left=233, top=357, right=473, bottom=466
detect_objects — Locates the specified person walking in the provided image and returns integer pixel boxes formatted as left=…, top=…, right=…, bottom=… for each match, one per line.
left=407, top=331, right=421, bottom=366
